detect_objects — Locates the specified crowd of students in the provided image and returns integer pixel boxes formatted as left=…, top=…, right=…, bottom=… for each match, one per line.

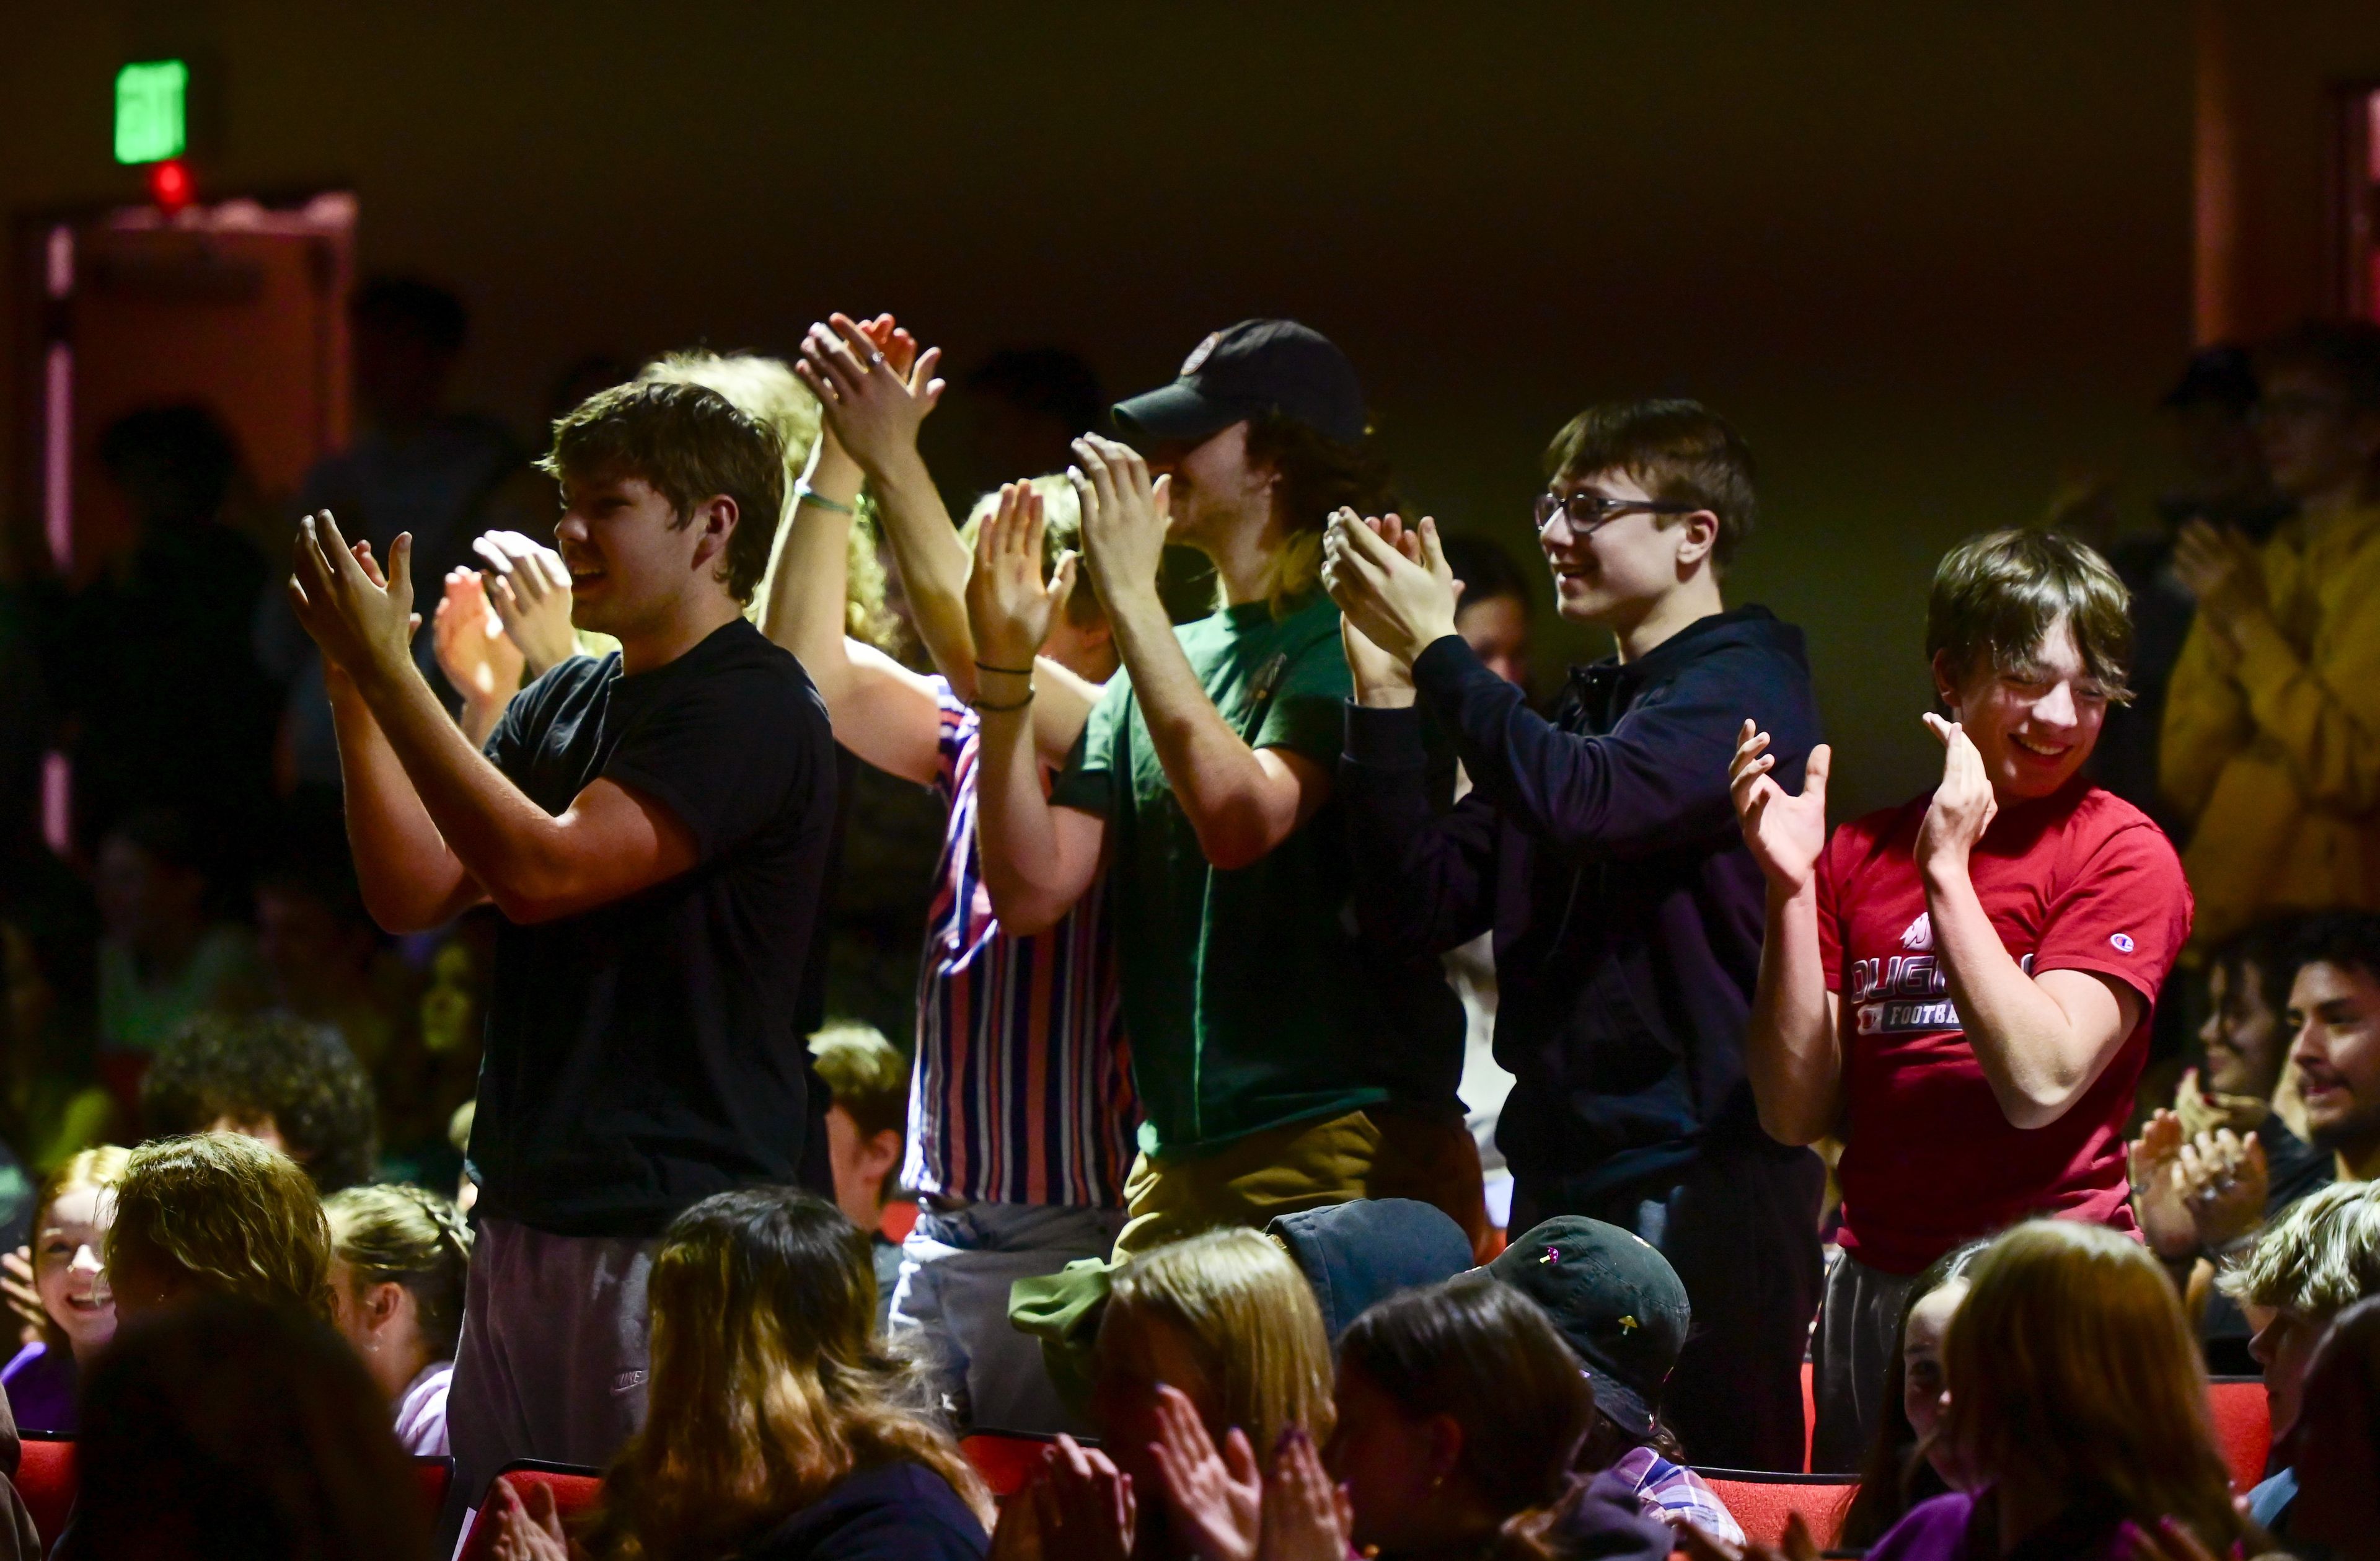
left=0, top=290, right=2378, bottom=1560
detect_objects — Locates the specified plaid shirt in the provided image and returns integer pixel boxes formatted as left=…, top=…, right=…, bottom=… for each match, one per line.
left=1606, top=1445, right=1743, bottom=1545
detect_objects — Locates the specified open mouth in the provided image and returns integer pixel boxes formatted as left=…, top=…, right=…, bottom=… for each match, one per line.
left=64, top=1293, right=105, bottom=1313
left=2011, top=733, right=2070, bottom=760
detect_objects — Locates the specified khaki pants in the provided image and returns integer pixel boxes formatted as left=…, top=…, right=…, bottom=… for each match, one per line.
left=1113, top=1105, right=1489, bottom=1259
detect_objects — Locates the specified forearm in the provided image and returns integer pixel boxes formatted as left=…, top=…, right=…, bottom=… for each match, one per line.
left=1747, top=882, right=1842, bottom=1145
left=972, top=705, right=1090, bottom=935
left=458, top=695, right=506, bottom=750
left=1108, top=589, right=1295, bottom=869
left=2227, top=608, right=2380, bottom=808
left=870, top=451, right=982, bottom=697
left=1926, top=861, right=2099, bottom=1126
left=328, top=681, right=479, bottom=932
left=759, top=453, right=865, bottom=702
left=352, top=660, right=593, bottom=922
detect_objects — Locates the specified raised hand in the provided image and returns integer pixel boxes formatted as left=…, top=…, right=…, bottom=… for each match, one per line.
left=1, top=1247, right=42, bottom=1346
left=2128, top=1109, right=2198, bottom=1260
left=1730, top=720, right=1833, bottom=895
left=1320, top=508, right=1460, bottom=666
left=967, top=483, right=1076, bottom=678
left=2171, top=520, right=2267, bottom=640
left=794, top=312, right=944, bottom=479
left=1071, top=435, right=1171, bottom=609
left=288, top=511, right=419, bottom=684
left=1148, top=1384, right=1262, bottom=1561
left=1036, top=1434, right=1135, bottom=1561
left=472, top=531, right=579, bottom=676
left=433, top=568, right=526, bottom=710
left=2178, top=1126, right=2268, bottom=1251
left=1916, top=713, right=1996, bottom=878
left=1253, top=1428, right=1352, bottom=1561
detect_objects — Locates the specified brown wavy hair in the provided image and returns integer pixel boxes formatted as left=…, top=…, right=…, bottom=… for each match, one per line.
left=584, top=1187, right=989, bottom=1561
left=107, top=1133, right=331, bottom=1322
left=1939, top=1221, right=2249, bottom=1551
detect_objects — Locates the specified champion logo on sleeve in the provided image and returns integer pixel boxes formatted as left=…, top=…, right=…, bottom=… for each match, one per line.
left=2110, top=932, right=2135, bottom=953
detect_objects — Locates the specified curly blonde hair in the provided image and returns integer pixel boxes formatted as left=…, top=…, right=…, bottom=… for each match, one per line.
left=639, top=350, right=899, bottom=650
left=586, top=1187, right=989, bottom=1561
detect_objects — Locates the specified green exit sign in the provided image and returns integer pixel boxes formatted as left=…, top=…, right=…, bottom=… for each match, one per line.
left=114, top=60, right=188, bottom=165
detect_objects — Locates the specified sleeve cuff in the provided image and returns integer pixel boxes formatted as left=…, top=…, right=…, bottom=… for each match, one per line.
left=1411, top=634, right=1484, bottom=699
left=1344, top=701, right=1427, bottom=767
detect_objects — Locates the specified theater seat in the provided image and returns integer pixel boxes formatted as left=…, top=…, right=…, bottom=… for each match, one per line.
left=1693, top=1469, right=1860, bottom=1549
left=2206, top=1376, right=2271, bottom=1491
left=16, top=1435, right=76, bottom=1546
left=456, top=1461, right=604, bottom=1561
left=961, top=1431, right=1060, bottom=1500
left=414, top=1455, right=454, bottom=1516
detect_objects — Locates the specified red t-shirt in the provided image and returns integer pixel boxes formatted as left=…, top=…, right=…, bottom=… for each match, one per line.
left=1817, top=782, right=2191, bottom=1276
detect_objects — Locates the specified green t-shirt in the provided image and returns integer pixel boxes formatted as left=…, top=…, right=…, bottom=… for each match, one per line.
left=1052, top=594, right=1460, bottom=1158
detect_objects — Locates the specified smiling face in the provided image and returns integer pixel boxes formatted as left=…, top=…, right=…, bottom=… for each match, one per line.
left=36, top=1185, right=115, bottom=1360
left=1931, top=616, right=2109, bottom=803
left=552, top=472, right=733, bottom=643
left=2289, top=958, right=2380, bottom=1163
left=1536, top=468, right=1715, bottom=632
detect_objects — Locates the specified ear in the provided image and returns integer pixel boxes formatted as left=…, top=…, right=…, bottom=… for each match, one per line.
left=1425, top=1412, right=1466, bottom=1484
left=1673, top=510, right=1721, bottom=574
left=367, top=1279, right=408, bottom=1332
left=689, top=494, right=740, bottom=577
left=861, top=1128, right=905, bottom=1183
left=1928, top=648, right=1967, bottom=717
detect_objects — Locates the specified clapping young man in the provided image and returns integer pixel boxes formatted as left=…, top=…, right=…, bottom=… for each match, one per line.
left=1324, top=400, right=1825, bottom=1470
left=288, top=380, right=838, bottom=1529
left=1730, top=529, right=2190, bottom=1469
left=967, top=320, right=1474, bottom=1256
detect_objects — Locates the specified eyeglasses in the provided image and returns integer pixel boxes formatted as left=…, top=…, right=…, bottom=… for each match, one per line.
left=1533, top=491, right=1703, bottom=533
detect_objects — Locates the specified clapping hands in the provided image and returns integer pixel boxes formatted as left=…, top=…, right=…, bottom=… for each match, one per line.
left=1320, top=508, right=1460, bottom=667
left=794, top=312, right=939, bottom=479
left=966, top=482, right=1078, bottom=677
left=1729, top=720, right=1833, bottom=896
left=471, top=531, right=578, bottom=676
left=288, top=511, right=419, bottom=687
left=432, top=567, right=526, bottom=709
left=1070, top=435, right=1171, bottom=609
left=1916, top=713, right=1996, bottom=878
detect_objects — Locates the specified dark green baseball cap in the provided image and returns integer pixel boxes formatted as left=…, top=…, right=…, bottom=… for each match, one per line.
left=1484, top=1216, right=1691, bottom=1439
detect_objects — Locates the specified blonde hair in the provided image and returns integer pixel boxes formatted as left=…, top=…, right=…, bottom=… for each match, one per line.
left=959, top=477, right=1102, bottom=626
left=31, top=1146, right=131, bottom=1350
left=2219, top=1180, right=2380, bottom=1320
left=107, top=1133, right=332, bottom=1322
left=588, top=1188, right=989, bottom=1561
left=1940, top=1221, right=2244, bottom=1548
left=638, top=350, right=898, bottom=650
left=325, top=1183, right=474, bottom=1358
left=1104, top=1228, right=1336, bottom=1451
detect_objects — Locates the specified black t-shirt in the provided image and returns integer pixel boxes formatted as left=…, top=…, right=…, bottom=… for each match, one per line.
left=471, top=618, right=837, bottom=1236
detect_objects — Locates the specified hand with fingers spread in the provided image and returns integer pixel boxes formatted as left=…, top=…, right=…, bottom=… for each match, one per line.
left=793, top=312, right=943, bottom=480
left=2129, top=1109, right=2199, bottom=1260
left=489, top=1479, right=573, bottom=1561
left=1916, top=712, right=1998, bottom=880
left=1070, top=435, right=1173, bottom=610
left=1319, top=508, right=1461, bottom=667
left=288, top=511, right=421, bottom=686
left=433, top=567, right=526, bottom=709
left=1148, top=1384, right=1263, bottom=1561
left=1729, top=719, right=1835, bottom=896
left=1253, top=1427, right=1352, bottom=1561
left=1036, top=1433, right=1136, bottom=1561
left=2177, top=1125, right=2267, bottom=1250
left=966, top=483, right=1078, bottom=680
left=1, top=1247, right=40, bottom=1346
left=471, top=531, right=579, bottom=676
left=2171, top=519, right=2268, bottom=641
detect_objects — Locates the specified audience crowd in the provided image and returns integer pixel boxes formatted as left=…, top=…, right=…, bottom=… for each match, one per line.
left=1, top=278, right=2378, bottom=1560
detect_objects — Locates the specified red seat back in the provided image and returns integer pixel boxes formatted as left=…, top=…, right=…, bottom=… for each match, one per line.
left=2207, top=1376, right=2271, bottom=1492
left=413, top=1456, right=454, bottom=1516
left=16, top=1436, right=76, bottom=1547
left=961, top=1432, right=1057, bottom=1500
left=457, top=1463, right=604, bottom=1561
left=1695, top=1470, right=1860, bottom=1549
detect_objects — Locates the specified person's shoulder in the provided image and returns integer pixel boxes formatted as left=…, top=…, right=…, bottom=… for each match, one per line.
left=2060, top=787, right=2185, bottom=871
left=745, top=1461, right=985, bottom=1561
left=1869, top=1491, right=1978, bottom=1561
left=687, top=622, right=827, bottom=710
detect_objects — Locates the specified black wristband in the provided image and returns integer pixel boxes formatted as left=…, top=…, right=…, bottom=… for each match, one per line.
left=974, top=660, right=1035, bottom=676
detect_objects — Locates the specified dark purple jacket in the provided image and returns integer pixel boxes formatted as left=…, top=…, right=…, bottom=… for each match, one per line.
left=1341, top=608, right=1823, bottom=1198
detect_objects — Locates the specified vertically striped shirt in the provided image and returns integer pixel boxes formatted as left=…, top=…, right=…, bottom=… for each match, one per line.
left=905, top=681, right=1137, bottom=1208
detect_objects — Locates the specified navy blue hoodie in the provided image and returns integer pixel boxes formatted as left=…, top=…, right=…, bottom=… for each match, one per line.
left=1341, top=606, right=1823, bottom=1199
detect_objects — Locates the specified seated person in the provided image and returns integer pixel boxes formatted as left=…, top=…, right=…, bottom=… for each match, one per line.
left=490, top=1185, right=989, bottom=1561
left=75, top=1294, right=425, bottom=1561
left=1840, top=1239, right=1989, bottom=1548
left=102, top=1133, right=331, bottom=1322
left=325, top=1183, right=472, bottom=1456
left=2286, top=1294, right=2380, bottom=1561
left=994, top=1227, right=1336, bottom=1561
left=1486, top=1217, right=1740, bottom=1541
left=1264, top=1197, right=1476, bottom=1340
left=1864, top=1221, right=2251, bottom=1561
left=141, top=1013, right=379, bottom=1193
left=2219, top=1180, right=2380, bottom=1547
left=2133, top=916, right=2334, bottom=1369
left=1, top=1147, right=130, bottom=1433
left=806, top=1022, right=910, bottom=1329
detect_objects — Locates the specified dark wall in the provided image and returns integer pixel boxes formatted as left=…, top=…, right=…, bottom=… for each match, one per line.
left=5, top=4, right=2375, bottom=813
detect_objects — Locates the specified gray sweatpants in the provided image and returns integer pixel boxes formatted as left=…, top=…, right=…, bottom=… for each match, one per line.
left=438, top=1219, right=659, bottom=1544
left=1809, top=1250, right=1921, bottom=1473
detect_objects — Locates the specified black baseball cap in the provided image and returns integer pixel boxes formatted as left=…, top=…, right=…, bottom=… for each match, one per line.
left=1483, top=1217, right=1691, bottom=1439
left=1112, top=319, right=1368, bottom=447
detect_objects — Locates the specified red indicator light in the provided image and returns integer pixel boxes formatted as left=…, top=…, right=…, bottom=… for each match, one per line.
left=146, top=157, right=193, bottom=214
